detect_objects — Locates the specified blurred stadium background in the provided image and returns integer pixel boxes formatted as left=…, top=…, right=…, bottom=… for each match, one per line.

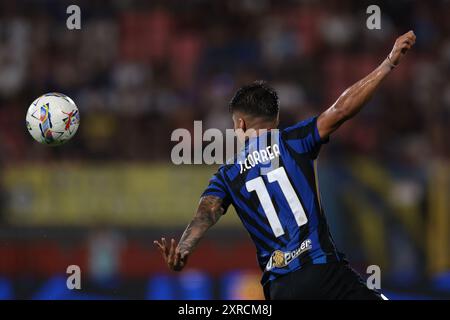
left=0, top=0, right=449, bottom=299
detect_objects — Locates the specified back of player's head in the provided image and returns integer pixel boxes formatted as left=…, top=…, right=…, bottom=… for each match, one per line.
left=229, top=81, right=279, bottom=120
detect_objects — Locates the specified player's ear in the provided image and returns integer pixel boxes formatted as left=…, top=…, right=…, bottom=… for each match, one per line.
left=239, top=117, right=247, bottom=132
left=233, top=113, right=246, bottom=131
left=274, top=114, right=280, bottom=128
left=233, top=116, right=247, bottom=143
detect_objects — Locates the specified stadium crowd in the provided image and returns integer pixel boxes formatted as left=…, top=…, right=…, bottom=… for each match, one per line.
left=0, top=0, right=448, bottom=165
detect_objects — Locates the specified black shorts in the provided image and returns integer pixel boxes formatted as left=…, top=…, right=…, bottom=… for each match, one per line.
left=264, top=261, right=384, bottom=300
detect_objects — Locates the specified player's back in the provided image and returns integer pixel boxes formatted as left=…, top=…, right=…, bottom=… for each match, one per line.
left=202, top=116, right=343, bottom=285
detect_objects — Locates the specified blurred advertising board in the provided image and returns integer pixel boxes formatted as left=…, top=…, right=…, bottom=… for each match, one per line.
left=1, top=164, right=240, bottom=227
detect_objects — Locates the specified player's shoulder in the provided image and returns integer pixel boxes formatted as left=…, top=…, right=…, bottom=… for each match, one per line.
left=210, top=158, right=234, bottom=177
left=281, top=116, right=318, bottom=137
left=213, top=155, right=242, bottom=183
left=280, top=115, right=329, bottom=158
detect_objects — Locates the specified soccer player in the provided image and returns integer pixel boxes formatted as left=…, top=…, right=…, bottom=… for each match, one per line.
left=154, top=31, right=416, bottom=299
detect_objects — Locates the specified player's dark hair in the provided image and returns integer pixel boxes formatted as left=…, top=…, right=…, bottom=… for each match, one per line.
left=229, top=81, right=279, bottom=120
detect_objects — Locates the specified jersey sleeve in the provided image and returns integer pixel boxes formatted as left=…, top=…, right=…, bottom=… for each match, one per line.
left=200, top=170, right=232, bottom=213
left=281, top=116, right=328, bottom=159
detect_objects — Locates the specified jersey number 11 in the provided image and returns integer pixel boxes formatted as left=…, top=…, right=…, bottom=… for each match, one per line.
left=246, top=167, right=308, bottom=237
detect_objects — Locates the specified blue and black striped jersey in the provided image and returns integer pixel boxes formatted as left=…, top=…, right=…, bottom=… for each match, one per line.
left=201, top=116, right=344, bottom=285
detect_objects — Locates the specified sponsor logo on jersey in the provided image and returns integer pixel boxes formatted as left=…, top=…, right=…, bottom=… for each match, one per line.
left=265, top=239, right=312, bottom=271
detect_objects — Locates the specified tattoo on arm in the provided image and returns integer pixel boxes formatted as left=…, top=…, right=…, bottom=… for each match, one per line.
left=177, top=195, right=224, bottom=255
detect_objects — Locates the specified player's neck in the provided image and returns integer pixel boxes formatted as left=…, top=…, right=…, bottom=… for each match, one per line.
left=246, top=119, right=277, bottom=132
left=244, top=126, right=277, bottom=139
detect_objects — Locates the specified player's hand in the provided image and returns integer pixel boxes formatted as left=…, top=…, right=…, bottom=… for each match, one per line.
left=153, top=237, right=188, bottom=271
left=387, top=30, right=416, bottom=67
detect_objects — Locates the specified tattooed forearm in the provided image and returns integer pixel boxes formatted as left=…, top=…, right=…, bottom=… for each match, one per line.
left=177, top=195, right=224, bottom=255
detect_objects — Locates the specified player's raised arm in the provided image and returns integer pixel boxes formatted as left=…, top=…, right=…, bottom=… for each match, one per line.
left=153, top=195, right=224, bottom=271
left=317, top=30, right=416, bottom=139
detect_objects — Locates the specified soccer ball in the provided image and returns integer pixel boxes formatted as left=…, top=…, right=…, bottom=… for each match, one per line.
left=26, top=93, right=80, bottom=146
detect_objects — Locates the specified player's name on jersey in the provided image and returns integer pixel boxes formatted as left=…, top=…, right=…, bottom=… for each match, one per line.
left=238, top=144, right=280, bottom=173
